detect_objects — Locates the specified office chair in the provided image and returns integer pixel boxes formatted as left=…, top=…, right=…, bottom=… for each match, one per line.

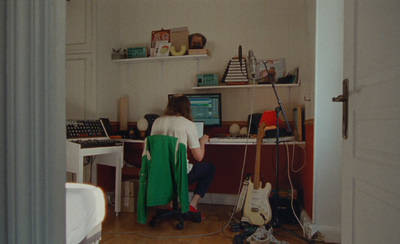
left=137, top=135, right=202, bottom=230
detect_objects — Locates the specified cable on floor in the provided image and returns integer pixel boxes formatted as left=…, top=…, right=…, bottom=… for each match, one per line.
left=284, top=142, right=306, bottom=235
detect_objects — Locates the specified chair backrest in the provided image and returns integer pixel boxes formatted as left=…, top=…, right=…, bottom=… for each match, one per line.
left=145, top=135, right=181, bottom=196
left=137, top=135, right=189, bottom=224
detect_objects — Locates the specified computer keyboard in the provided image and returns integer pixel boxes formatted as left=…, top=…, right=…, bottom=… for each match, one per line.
left=71, top=139, right=123, bottom=148
left=209, top=137, right=257, bottom=144
left=208, top=136, right=295, bottom=144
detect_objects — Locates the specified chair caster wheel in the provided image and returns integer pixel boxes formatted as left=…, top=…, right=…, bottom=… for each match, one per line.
left=192, top=213, right=202, bottom=223
left=149, top=219, right=156, bottom=227
left=176, top=222, right=184, bottom=230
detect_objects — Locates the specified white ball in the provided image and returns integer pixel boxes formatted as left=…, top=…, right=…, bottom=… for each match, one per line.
left=239, top=127, right=248, bottom=135
left=229, top=123, right=240, bottom=135
left=137, top=118, right=148, bottom=131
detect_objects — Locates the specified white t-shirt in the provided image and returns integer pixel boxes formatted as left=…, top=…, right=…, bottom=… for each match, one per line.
left=151, top=116, right=200, bottom=173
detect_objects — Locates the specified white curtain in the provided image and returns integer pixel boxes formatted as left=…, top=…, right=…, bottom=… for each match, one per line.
left=0, top=1, right=66, bottom=243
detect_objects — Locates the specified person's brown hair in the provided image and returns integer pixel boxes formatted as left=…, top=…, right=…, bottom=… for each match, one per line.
left=164, top=94, right=193, bottom=121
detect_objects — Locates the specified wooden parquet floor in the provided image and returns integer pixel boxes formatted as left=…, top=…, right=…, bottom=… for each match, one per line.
left=101, top=204, right=334, bottom=244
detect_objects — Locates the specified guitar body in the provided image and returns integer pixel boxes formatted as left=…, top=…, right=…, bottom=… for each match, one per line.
left=242, top=122, right=272, bottom=226
left=243, top=180, right=272, bottom=226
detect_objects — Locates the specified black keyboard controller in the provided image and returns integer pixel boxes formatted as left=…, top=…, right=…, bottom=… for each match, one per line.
left=71, top=139, right=123, bottom=148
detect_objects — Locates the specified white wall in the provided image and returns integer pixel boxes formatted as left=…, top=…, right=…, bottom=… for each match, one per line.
left=292, top=1, right=316, bottom=121
left=95, top=0, right=315, bottom=122
left=313, top=1, right=343, bottom=242
left=96, top=1, right=122, bottom=119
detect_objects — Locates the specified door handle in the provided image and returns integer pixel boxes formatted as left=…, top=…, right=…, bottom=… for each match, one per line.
left=332, top=79, right=349, bottom=139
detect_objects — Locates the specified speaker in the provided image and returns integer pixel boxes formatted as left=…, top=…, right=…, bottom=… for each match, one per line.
left=270, top=198, right=301, bottom=225
left=247, top=113, right=262, bottom=135
left=144, top=114, right=160, bottom=136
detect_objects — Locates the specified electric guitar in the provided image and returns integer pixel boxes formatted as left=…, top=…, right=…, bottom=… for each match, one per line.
left=243, top=122, right=272, bottom=226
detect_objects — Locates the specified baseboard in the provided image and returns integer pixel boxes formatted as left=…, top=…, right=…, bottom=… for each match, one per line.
left=316, top=225, right=341, bottom=243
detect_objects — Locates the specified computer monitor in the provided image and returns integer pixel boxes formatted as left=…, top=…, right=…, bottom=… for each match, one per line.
left=168, top=93, right=222, bottom=126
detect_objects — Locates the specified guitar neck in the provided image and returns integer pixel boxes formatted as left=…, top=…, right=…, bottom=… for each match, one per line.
left=253, top=122, right=265, bottom=190
left=254, top=142, right=261, bottom=190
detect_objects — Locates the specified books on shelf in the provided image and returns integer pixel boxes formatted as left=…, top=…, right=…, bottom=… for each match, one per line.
left=221, top=57, right=249, bottom=84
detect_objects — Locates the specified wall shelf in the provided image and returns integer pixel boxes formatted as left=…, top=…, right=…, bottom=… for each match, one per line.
left=192, top=83, right=299, bottom=90
left=113, top=54, right=210, bottom=64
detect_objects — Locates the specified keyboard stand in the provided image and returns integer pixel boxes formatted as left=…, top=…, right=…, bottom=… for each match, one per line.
left=66, top=141, right=123, bottom=216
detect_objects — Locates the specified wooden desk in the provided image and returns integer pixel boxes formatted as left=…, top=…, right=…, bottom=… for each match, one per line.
left=199, top=142, right=305, bottom=195
left=95, top=138, right=306, bottom=209
left=116, top=139, right=305, bottom=195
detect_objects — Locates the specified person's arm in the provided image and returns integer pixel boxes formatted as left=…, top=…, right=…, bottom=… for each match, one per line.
left=191, top=135, right=209, bottom=162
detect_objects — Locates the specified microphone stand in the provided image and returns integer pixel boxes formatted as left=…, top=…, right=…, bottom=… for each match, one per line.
left=265, top=62, right=314, bottom=244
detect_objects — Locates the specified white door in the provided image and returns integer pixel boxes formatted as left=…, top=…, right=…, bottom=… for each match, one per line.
left=66, top=0, right=97, bottom=120
left=342, top=1, right=400, bottom=243
left=66, top=53, right=96, bottom=120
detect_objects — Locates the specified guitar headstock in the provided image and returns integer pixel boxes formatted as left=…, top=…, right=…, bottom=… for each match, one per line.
left=257, top=122, right=266, bottom=142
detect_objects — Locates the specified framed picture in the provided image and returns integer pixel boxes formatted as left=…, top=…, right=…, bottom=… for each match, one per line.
left=151, top=29, right=170, bottom=48
left=155, top=42, right=171, bottom=57
left=293, top=106, right=303, bottom=141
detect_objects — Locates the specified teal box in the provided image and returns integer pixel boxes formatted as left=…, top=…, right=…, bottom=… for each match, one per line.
left=127, top=47, right=147, bottom=58
left=196, top=73, right=218, bottom=86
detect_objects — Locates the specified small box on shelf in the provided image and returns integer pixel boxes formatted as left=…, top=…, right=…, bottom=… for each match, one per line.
left=127, top=46, right=148, bottom=58
left=188, top=49, right=210, bottom=56
left=196, top=73, right=218, bottom=86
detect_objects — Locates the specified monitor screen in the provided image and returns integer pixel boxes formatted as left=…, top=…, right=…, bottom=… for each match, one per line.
left=168, top=93, right=222, bottom=126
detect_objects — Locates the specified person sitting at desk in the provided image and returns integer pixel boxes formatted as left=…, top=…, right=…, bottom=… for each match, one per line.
left=151, top=94, right=216, bottom=218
